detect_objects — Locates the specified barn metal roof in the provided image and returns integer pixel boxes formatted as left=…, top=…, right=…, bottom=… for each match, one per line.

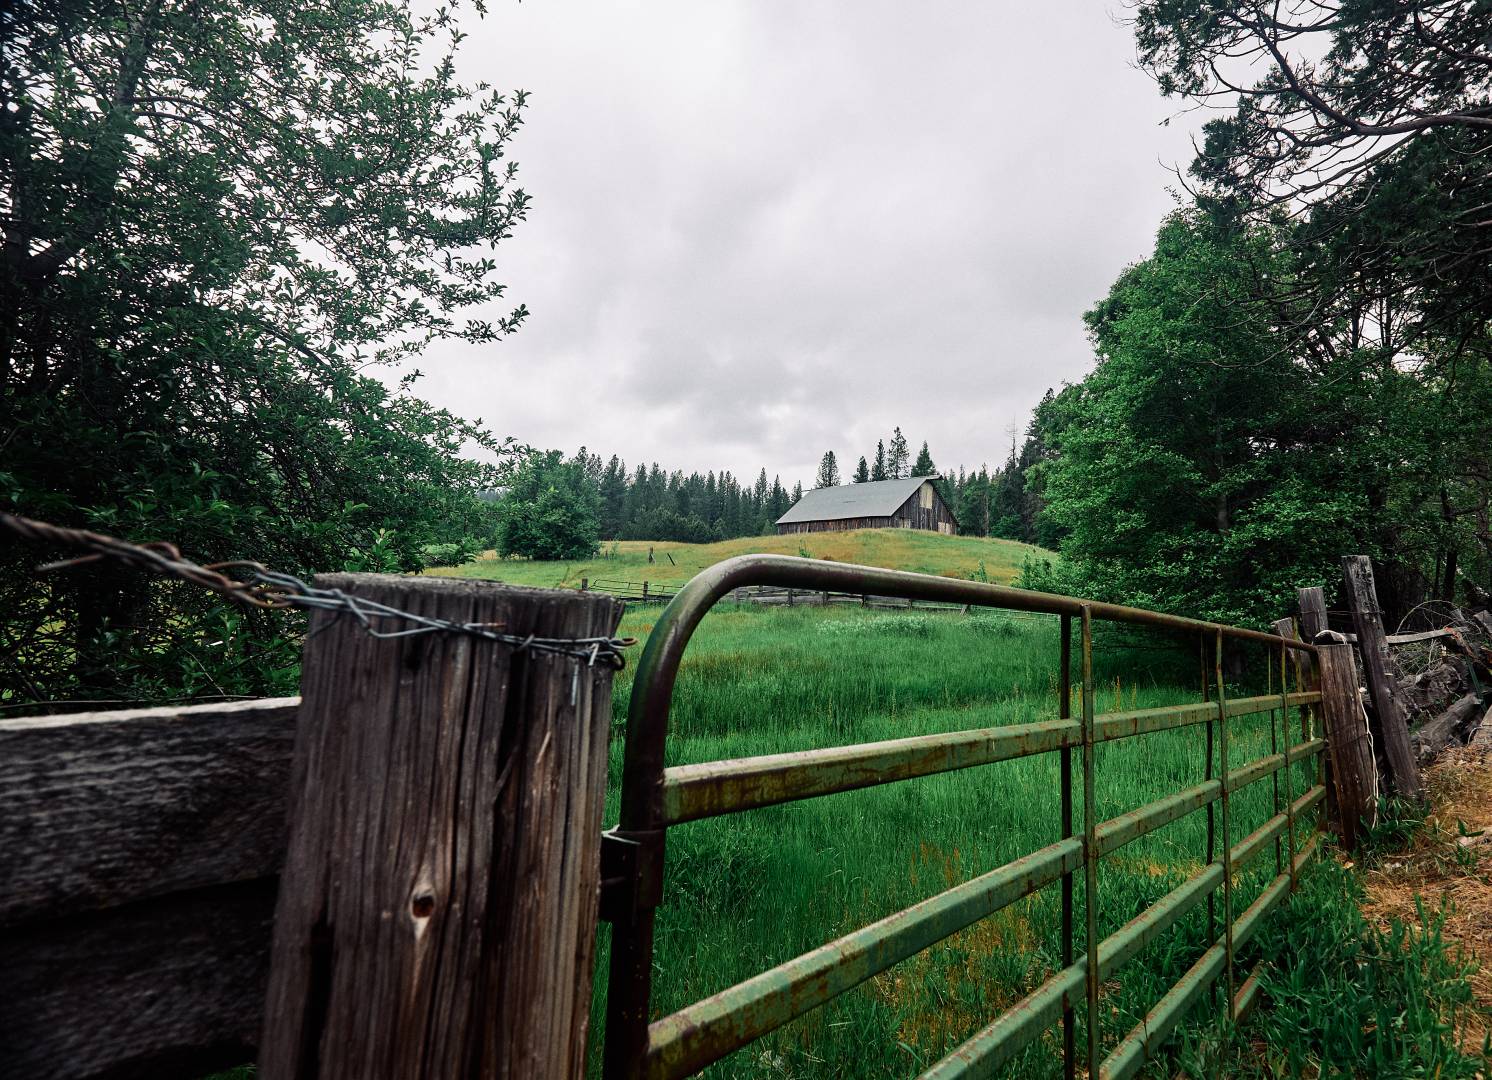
left=775, top=476, right=936, bottom=524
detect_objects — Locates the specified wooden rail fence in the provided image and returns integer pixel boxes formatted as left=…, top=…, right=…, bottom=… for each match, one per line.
left=584, top=576, right=969, bottom=612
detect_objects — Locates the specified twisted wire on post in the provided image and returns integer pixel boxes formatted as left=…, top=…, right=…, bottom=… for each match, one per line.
left=1, top=512, right=635, bottom=669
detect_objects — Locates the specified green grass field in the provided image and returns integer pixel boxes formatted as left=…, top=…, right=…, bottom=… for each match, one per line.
left=430, top=528, right=1053, bottom=590
left=586, top=602, right=1337, bottom=1078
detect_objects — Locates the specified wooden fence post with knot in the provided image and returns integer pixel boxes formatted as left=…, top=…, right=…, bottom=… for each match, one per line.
left=258, top=574, right=625, bottom=1080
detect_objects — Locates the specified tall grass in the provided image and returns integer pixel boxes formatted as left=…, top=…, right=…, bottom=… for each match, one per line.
left=588, top=603, right=1339, bottom=1078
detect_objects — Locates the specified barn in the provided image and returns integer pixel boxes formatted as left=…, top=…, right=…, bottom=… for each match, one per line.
left=775, top=476, right=958, bottom=535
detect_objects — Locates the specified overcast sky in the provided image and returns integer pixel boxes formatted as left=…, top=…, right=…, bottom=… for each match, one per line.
left=415, top=2, right=1203, bottom=485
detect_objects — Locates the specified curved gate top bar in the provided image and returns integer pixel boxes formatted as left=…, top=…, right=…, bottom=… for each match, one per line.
left=604, top=554, right=1321, bottom=1080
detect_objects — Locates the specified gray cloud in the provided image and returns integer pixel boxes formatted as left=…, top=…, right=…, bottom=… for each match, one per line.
left=413, top=1, right=1202, bottom=484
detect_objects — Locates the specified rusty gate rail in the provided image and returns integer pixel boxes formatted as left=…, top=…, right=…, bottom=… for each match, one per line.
left=601, top=555, right=1323, bottom=1080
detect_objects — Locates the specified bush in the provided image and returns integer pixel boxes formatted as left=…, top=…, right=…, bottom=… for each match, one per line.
left=495, top=451, right=600, bottom=561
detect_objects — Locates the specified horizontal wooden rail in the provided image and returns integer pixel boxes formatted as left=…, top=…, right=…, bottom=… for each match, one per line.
left=1321, top=627, right=1455, bottom=647
left=0, top=697, right=300, bottom=1080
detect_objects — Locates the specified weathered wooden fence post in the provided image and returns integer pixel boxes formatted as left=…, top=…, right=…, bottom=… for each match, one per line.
left=1295, top=587, right=1330, bottom=687
left=259, top=574, right=624, bottom=1080
left=1341, top=556, right=1423, bottom=799
left=1314, top=642, right=1377, bottom=849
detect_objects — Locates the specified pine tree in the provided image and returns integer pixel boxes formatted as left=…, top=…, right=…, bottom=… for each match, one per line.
left=912, top=441, right=935, bottom=477
left=815, top=451, right=841, bottom=488
left=887, top=427, right=910, bottom=479
left=598, top=455, right=628, bottom=538
left=871, top=441, right=887, bottom=482
left=853, top=456, right=870, bottom=483
left=769, top=476, right=789, bottom=521
left=792, top=481, right=804, bottom=506
left=956, top=467, right=991, bottom=537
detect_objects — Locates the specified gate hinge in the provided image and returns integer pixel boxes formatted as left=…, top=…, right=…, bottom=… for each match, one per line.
left=598, top=827, right=665, bottom=924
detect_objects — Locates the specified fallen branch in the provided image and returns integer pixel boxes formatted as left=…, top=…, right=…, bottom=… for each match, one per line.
left=1412, top=693, right=1483, bottom=764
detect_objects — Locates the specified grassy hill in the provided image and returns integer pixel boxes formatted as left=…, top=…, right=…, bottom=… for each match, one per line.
left=429, top=528, right=1054, bottom=590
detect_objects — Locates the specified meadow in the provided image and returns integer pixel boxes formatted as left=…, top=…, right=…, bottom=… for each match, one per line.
left=429, top=529, right=1052, bottom=590
left=586, top=600, right=1338, bottom=1078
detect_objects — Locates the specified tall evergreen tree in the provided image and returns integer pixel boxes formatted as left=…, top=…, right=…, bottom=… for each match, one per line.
left=598, top=455, right=628, bottom=539
left=871, top=441, right=888, bottom=482
left=956, top=468, right=991, bottom=537
left=887, top=428, right=910, bottom=479
left=912, top=441, right=935, bottom=477
left=769, top=476, right=789, bottom=522
left=853, top=456, right=870, bottom=483
left=815, top=451, right=841, bottom=489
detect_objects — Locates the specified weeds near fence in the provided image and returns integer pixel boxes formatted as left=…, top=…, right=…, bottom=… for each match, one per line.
left=1186, top=855, right=1488, bottom=1078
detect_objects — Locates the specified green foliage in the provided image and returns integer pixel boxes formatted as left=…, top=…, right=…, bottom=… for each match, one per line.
left=1032, top=210, right=1492, bottom=627
left=852, top=456, right=870, bottom=484
left=593, top=455, right=792, bottom=542
left=2, top=0, right=529, bottom=706
left=495, top=451, right=600, bottom=561
left=1119, top=2, right=1492, bottom=624
left=956, top=468, right=993, bottom=537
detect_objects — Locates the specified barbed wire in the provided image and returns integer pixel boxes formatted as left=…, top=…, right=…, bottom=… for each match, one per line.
left=1, top=513, right=635, bottom=669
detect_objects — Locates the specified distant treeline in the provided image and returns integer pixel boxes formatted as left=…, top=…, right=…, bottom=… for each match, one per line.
left=586, top=455, right=804, bottom=543
left=529, top=412, right=1052, bottom=549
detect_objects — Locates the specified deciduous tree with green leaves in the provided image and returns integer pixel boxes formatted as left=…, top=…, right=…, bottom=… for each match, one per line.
left=1036, top=213, right=1340, bottom=622
left=495, top=451, right=601, bottom=561
left=1, top=0, right=530, bottom=705
left=1125, top=0, right=1492, bottom=614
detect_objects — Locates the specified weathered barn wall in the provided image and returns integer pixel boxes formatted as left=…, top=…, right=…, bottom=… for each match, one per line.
left=777, top=515, right=894, bottom=535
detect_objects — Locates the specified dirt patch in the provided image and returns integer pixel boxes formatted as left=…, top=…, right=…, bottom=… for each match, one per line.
left=1359, top=748, right=1492, bottom=1054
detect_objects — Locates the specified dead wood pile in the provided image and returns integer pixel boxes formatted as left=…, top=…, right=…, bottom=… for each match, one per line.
left=1389, top=610, right=1492, bottom=762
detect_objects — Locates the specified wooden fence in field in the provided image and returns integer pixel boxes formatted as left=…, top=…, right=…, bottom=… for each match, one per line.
left=584, top=576, right=969, bottom=612
left=0, top=555, right=1423, bottom=1080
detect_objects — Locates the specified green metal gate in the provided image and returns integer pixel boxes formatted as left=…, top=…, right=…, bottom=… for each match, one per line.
left=600, top=555, right=1325, bottom=1079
